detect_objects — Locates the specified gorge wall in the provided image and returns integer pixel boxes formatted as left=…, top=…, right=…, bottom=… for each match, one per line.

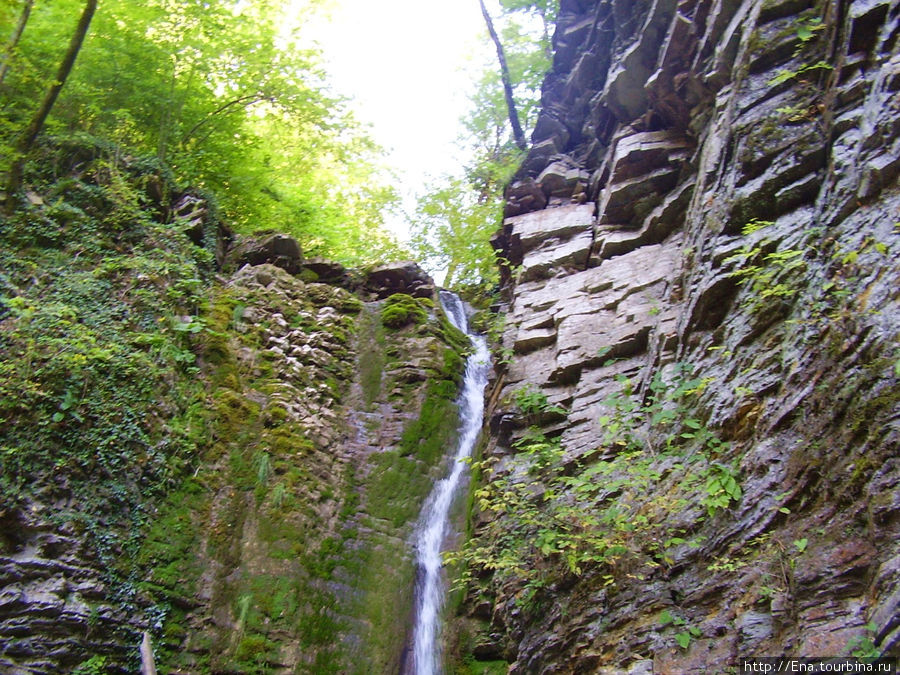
left=0, top=143, right=471, bottom=673
left=2, top=0, right=900, bottom=673
left=453, top=0, right=900, bottom=672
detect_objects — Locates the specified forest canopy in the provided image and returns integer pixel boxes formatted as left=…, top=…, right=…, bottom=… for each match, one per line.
left=0, top=0, right=404, bottom=264
left=409, top=0, right=555, bottom=293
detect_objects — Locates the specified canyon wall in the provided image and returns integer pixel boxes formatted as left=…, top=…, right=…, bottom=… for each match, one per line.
left=0, top=144, right=469, bottom=673
left=455, top=0, right=900, bottom=671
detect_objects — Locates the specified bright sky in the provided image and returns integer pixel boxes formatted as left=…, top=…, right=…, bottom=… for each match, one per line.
left=298, top=0, right=496, bottom=242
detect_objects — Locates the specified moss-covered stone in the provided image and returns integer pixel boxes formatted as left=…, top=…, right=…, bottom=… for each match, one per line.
left=381, top=292, right=429, bottom=328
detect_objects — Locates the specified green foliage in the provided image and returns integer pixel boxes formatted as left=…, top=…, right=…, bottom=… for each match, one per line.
left=455, top=658, right=510, bottom=675
left=411, top=176, right=502, bottom=292
left=658, top=609, right=702, bottom=649
left=0, top=158, right=206, bottom=513
left=726, top=222, right=807, bottom=310
left=72, top=655, right=108, bottom=675
left=701, top=462, right=743, bottom=516
left=795, top=17, right=824, bottom=43
left=453, top=363, right=741, bottom=593
left=512, top=385, right=568, bottom=422
left=846, top=622, right=882, bottom=658
left=767, top=60, right=833, bottom=86
left=0, top=151, right=222, bottom=671
left=0, top=0, right=403, bottom=264
left=410, top=1, right=551, bottom=291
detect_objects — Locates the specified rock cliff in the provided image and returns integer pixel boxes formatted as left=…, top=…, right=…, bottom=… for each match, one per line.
left=0, top=144, right=469, bottom=673
left=454, top=0, right=900, bottom=672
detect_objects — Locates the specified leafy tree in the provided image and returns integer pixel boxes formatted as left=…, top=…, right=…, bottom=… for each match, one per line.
left=410, top=0, right=552, bottom=292
left=411, top=176, right=501, bottom=291
left=0, top=0, right=402, bottom=263
left=479, top=0, right=526, bottom=151
left=0, top=0, right=34, bottom=88
left=5, top=0, right=96, bottom=211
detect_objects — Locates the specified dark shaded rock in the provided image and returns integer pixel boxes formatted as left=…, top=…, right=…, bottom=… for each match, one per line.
left=172, top=191, right=233, bottom=268
left=364, top=261, right=435, bottom=299
left=227, top=232, right=303, bottom=275
left=537, top=159, right=589, bottom=199
left=532, top=113, right=571, bottom=148
left=519, top=139, right=564, bottom=178
left=467, top=0, right=900, bottom=672
left=505, top=179, right=549, bottom=218
left=299, top=257, right=360, bottom=290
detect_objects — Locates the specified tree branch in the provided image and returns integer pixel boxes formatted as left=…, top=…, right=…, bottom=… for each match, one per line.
left=479, top=0, right=527, bottom=151
left=0, top=0, right=34, bottom=88
left=180, top=94, right=270, bottom=146
left=5, top=0, right=97, bottom=212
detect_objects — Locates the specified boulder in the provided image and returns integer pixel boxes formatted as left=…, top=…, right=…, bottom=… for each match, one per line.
left=299, top=257, right=359, bottom=290
left=364, top=261, right=435, bottom=299
left=504, top=178, right=548, bottom=218
left=227, top=232, right=303, bottom=275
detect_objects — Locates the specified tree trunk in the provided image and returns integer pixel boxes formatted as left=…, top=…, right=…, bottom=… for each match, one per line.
left=479, top=0, right=527, bottom=151
left=5, top=0, right=98, bottom=212
left=0, top=0, right=34, bottom=88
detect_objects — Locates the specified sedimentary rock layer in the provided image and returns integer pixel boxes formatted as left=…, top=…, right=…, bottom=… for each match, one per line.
left=465, top=0, right=900, bottom=671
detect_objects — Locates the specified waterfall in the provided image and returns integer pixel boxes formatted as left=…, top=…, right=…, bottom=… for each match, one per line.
left=410, top=291, right=490, bottom=675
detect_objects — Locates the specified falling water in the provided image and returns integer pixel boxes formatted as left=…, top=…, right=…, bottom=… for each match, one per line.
left=410, top=291, right=490, bottom=675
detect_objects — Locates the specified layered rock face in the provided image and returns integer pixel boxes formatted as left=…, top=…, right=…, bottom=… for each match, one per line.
left=460, top=0, right=900, bottom=671
left=0, top=144, right=465, bottom=673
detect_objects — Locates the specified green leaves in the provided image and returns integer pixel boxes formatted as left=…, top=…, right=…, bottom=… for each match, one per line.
left=675, top=627, right=702, bottom=649
left=701, top=463, right=743, bottom=516
left=512, top=385, right=567, bottom=417
left=767, top=60, right=833, bottom=87
left=2, top=0, right=402, bottom=265
left=410, top=175, right=501, bottom=291
left=659, top=609, right=701, bottom=649
left=726, top=225, right=808, bottom=310
left=410, top=0, right=553, bottom=291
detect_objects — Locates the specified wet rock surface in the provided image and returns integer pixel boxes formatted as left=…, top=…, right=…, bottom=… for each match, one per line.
left=0, top=245, right=462, bottom=672
left=460, top=0, right=900, bottom=672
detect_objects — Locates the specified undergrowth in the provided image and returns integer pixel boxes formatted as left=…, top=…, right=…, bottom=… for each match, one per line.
left=451, top=363, right=742, bottom=596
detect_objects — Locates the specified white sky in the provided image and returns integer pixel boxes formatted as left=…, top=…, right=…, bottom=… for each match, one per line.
left=297, top=0, right=497, bottom=242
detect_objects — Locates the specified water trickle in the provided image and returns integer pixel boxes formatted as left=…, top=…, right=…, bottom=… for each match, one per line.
left=410, top=291, right=490, bottom=675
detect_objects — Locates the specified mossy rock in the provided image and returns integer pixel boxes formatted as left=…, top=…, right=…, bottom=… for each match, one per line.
left=381, top=293, right=429, bottom=328
left=335, top=290, right=364, bottom=314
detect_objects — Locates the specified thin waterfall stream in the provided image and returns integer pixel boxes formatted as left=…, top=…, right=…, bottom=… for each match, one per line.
left=410, top=291, right=490, bottom=675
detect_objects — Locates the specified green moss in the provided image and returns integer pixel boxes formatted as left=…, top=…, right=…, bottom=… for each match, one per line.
left=306, top=283, right=336, bottom=307
left=435, top=307, right=472, bottom=357
left=381, top=293, right=429, bottom=328
left=358, top=306, right=386, bottom=408
left=261, top=426, right=314, bottom=455
left=234, top=634, right=277, bottom=663
left=400, top=378, right=460, bottom=464
left=366, top=451, right=433, bottom=527
left=298, top=268, right=320, bottom=283
left=337, top=292, right=364, bottom=314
